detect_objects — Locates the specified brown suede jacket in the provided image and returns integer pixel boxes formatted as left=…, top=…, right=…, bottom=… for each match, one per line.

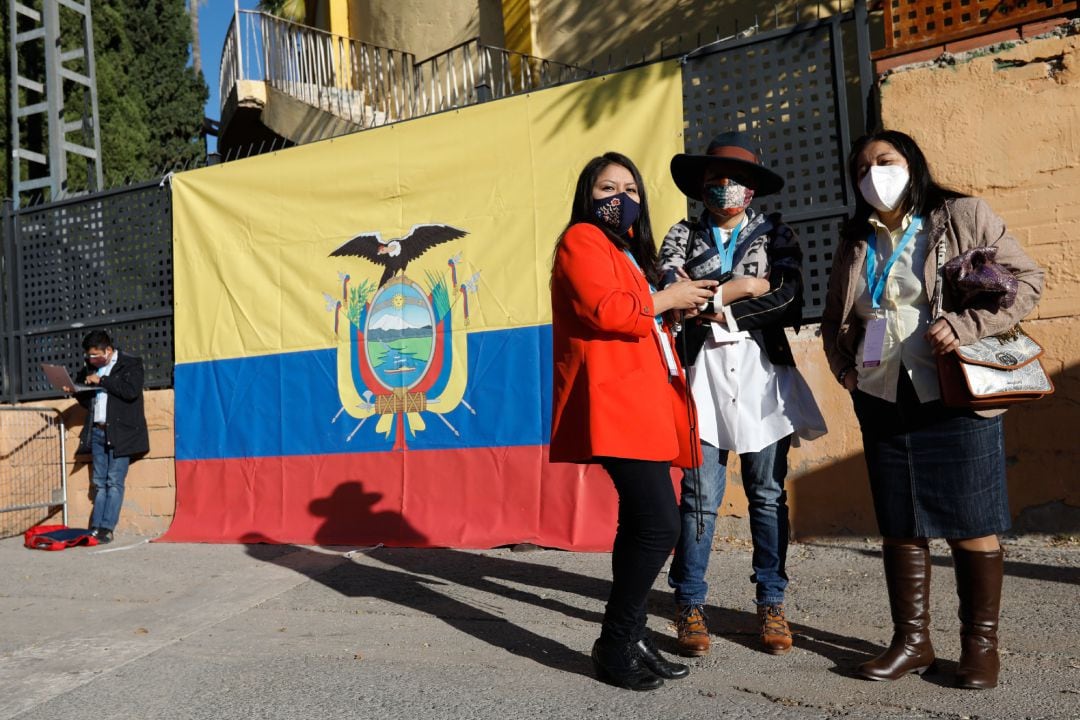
left=821, top=197, right=1044, bottom=411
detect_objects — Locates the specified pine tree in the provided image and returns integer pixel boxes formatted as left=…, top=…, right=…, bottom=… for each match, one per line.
left=1, top=0, right=208, bottom=199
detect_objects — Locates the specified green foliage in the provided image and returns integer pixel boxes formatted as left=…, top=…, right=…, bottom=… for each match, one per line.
left=347, top=278, right=377, bottom=326
left=1, top=10, right=10, bottom=197
left=426, top=270, right=450, bottom=321
left=257, top=0, right=307, bottom=23
left=1, top=1, right=208, bottom=198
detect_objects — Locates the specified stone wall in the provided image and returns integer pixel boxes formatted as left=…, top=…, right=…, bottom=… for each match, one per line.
left=2, top=390, right=176, bottom=537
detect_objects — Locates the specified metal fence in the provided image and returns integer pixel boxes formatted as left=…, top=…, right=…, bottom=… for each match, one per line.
left=222, top=10, right=418, bottom=128
left=0, top=406, right=67, bottom=538
left=681, top=5, right=873, bottom=320
left=0, top=180, right=173, bottom=403
left=412, top=38, right=593, bottom=115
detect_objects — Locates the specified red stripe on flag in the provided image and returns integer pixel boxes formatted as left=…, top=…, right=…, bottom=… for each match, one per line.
left=159, top=447, right=679, bottom=551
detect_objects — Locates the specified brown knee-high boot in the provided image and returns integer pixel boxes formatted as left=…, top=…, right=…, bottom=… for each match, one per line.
left=857, top=544, right=937, bottom=680
left=953, top=547, right=1004, bottom=690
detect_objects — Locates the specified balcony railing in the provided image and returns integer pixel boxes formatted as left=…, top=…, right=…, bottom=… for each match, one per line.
left=413, top=38, right=593, bottom=115
left=877, top=0, right=1077, bottom=58
left=220, top=11, right=594, bottom=133
left=220, top=11, right=416, bottom=128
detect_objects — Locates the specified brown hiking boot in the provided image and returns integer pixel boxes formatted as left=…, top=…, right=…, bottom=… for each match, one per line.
left=758, top=603, right=793, bottom=655
left=675, top=604, right=710, bottom=657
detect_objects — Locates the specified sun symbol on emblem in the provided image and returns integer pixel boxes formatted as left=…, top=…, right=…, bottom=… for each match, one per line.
left=391, top=293, right=406, bottom=310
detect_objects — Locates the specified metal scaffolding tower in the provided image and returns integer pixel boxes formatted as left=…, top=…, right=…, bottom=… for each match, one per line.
left=7, top=0, right=103, bottom=207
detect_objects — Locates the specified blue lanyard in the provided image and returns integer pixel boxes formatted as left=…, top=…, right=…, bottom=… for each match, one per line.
left=708, top=218, right=745, bottom=274
left=866, top=216, right=922, bottom=310
left=622, top=250, right=662, bottom=323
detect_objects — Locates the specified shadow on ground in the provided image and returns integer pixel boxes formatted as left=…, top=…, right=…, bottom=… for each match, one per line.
left=240, top=480, right=884, bottom=684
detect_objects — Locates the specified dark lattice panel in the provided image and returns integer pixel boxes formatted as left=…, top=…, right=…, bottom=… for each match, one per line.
left=3, top=182, right=174, bottom=400
left=788, top=215, right=846, bottom=313
left=1, top=209, right=11, bottom=402
left=0, top=336, right=9, bottom=401
left=683, top=25, right=849, bottom=217
left=881, top=0, right=1076, bottom=55
left=682, top=20, right=857, bottom=320
left=19, top=319, right=173, bottom=398
left=15, top=184, right=172, bottom=330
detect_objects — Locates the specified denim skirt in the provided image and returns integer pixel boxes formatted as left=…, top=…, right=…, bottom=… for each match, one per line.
left=851, top=372, right=1010, bottom=539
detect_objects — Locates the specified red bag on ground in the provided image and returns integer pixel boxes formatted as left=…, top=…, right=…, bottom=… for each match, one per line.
left=24, top=524, right=99, bottom=551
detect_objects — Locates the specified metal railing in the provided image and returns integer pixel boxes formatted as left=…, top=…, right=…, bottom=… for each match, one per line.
left=221, top=10, right=417, bottom=128
left=413, top=38, right=593, bottom=114
left=0, top=406, right=67, bottom=537
left=220, top=10, right=593, bottom=131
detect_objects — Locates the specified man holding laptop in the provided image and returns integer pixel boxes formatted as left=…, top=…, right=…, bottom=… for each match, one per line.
left=63, top=330, right=149, bottom=543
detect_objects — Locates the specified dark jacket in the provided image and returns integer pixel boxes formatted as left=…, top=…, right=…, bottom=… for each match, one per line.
left=76, top=351, right=150, bottom=457
left=659, top=210, right=804, bottom=368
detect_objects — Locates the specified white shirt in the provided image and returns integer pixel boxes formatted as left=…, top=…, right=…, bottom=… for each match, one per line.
left=93, top=352, right=119, bottom=424
left=687, top=227, right=827, bottom=454
left=852, top=213, right=940, bottom=403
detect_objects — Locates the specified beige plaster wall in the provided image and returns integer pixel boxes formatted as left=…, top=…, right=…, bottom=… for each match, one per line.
left=528, top=0, right=843, bottom=67
left=346, top=0, right=505, bottom=60
left=340, top=1, right=846, bottom=65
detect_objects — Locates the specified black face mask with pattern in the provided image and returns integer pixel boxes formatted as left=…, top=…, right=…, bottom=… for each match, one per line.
left=591, top=192, right=640, bottom=235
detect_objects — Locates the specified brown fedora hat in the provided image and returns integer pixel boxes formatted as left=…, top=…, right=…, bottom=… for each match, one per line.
left=670, top=131, right=784, bottom=201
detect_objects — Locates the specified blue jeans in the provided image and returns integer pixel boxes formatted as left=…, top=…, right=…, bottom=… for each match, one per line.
left=89, top=426, right=130, bottom=531
left=668, top=436, right=792, bottom=607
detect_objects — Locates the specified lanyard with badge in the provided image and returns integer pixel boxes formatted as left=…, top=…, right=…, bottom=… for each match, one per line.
left=708, top=218, right=745, bottom=274
left=622, top=249, right=679, bottom=376
left=862, top=216, right=922, bottom=367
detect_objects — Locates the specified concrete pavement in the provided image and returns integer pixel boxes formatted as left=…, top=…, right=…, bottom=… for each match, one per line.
left=1, top=534, right=1077, bottom=719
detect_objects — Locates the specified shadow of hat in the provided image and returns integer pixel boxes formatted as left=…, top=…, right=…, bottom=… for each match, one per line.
left=670, top=130, right=784, bottom=201
left=309, top=481, right=384, bottom=516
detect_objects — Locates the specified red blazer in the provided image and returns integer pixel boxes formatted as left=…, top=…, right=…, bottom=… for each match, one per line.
left=549, top=223, right=699, bottom=467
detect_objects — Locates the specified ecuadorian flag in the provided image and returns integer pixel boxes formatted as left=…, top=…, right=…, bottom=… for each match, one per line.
left=165, top=63, right=686, bottom=550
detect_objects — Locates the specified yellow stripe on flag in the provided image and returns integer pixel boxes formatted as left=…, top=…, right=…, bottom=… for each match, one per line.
left=172, top=61, right=686, bottom=364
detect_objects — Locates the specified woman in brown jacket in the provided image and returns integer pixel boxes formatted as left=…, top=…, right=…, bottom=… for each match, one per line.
left=821, top=130, right=1043, bottom=690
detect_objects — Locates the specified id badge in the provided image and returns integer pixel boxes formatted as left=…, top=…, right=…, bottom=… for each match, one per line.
left=862, top=317, right=886, bottom=368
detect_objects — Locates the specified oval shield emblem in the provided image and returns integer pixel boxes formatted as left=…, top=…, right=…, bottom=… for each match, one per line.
left=364, top=276, right=436, bottom=391
left=995, top=352, right=1019, bottom=366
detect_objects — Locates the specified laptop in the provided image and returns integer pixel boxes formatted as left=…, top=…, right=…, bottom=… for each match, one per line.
left=41, top=363, right=94, bottom=393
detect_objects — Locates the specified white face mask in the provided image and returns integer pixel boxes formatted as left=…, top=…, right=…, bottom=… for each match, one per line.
left=859, top=165, right=910, bottom=212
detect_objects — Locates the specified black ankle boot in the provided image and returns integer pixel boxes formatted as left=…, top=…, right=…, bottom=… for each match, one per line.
left=591, top=638, right=664, bottom=691
left=634, top=636, right=689, bottom=679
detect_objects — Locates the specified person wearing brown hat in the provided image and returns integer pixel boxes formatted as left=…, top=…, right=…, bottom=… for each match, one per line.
left=659, top=131, right=826, bottom=657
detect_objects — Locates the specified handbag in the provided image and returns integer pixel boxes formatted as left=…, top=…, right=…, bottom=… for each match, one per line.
left=933, top=244, right=1054, bottom=409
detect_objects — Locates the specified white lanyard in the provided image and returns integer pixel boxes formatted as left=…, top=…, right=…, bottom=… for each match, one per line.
left=622, top=250, right=679, bottom=376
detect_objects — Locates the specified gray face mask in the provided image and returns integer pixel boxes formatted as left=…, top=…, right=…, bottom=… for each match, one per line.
left=703, top=181, right=754, bottom=216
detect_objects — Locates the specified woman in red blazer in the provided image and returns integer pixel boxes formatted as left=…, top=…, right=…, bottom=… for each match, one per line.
left=550, top=152, right=717, bottom=691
